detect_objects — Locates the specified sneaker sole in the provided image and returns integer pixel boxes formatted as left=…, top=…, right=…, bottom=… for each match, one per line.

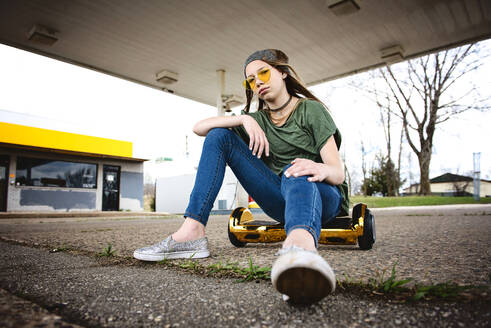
left=133, top=249, right=210, bottom=261
left=276, top=266, right=334, bottom=304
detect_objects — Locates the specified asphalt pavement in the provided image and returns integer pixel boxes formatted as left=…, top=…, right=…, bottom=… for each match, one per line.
left=0, top=204, right=490, bottom=327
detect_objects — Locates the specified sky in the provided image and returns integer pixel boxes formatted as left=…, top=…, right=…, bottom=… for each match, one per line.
left=0, top=41, right=490, bottom=190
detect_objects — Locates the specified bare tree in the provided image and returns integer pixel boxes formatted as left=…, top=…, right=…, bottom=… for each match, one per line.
left=452, top=180, right=471, bottom=196
left=396, top=126, right=404, bottom=195
left=378, top=43, right=489, bottom=195
left=368, top=77, right=405, bottom=196
left=349, top=71, right=406, bottom=196
left=349, top=168, right=362, bottom=195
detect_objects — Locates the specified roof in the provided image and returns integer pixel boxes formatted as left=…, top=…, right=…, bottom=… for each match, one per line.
left=431, top=173, right=473, bottom=183
left=1, top=0, right=490, bottom=107
left=430, top=173, right=490, bottom=184
left=0, top=122, right=146, bottom=162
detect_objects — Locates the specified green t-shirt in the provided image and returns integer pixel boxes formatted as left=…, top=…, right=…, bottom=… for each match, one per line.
left=231, top=98, right=349, bottom=217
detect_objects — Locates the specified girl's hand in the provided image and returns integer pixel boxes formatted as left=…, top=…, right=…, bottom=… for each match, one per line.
left=284, top=158, right=327, bottom=182
left=241, top=115, right=269, bottom=158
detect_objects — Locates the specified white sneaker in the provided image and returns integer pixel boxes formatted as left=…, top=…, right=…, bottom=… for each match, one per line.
left=271, top=246, right=336, bottom=304
left=133, top=236, right=210, bottom=261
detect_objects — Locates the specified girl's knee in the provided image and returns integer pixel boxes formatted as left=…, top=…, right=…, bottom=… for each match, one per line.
left=280, top=164, right=310, bottom=184
left=204, top=128, right=235, bottom=148
left=206, top=127, right=233, bottom=139
left=281, top=172, right=311, bottom=185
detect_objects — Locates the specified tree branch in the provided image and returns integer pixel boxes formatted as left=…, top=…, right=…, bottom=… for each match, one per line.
left=383, top=66, right=421, bottom=128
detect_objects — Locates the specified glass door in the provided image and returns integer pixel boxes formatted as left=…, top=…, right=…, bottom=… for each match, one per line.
left=0, top=155, right=9, bottom=212
left=102, top=165, right=120, bottom=211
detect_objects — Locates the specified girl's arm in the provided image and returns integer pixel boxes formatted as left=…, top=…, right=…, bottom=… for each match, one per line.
left=284, top=136, right=345, bottom=185
left=192, top=115, right=243, bottom=136
left=193, top=115, right=270, bottom=158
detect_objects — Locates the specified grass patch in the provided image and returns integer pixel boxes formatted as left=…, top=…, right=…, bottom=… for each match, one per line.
left=350, top=196, right=491, bottom=208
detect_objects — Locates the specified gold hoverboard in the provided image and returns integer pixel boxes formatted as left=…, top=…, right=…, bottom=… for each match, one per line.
left=228, top=203, right=375, bottom=249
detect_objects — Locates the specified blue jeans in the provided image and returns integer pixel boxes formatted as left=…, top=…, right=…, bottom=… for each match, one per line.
left=184, top=128, right=342, bottom=246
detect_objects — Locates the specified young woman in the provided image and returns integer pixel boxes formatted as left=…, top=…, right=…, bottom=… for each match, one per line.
left=134, top=49, right=349, bottom=304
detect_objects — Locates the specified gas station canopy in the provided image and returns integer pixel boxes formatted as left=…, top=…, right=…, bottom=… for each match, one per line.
left=1, top=0, right=490, bottom=107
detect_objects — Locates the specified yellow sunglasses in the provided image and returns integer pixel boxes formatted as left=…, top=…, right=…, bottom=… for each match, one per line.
left=243, top=68, right=271, bottom=90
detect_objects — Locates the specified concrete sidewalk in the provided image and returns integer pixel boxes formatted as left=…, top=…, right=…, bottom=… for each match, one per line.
left=0, top=205, right=490, bottom=327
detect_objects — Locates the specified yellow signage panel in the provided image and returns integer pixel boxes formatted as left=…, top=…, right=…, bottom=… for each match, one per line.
left=0, top=122, right=132, bottom=158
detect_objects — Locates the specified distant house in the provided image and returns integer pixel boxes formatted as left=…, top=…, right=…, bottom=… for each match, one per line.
left=403, top=183, right=420, bottom=195
left=402, top=173, right=491, bottom=197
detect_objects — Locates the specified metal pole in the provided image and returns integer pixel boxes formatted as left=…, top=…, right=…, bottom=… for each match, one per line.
left=473, top=152, right=480, bottom=201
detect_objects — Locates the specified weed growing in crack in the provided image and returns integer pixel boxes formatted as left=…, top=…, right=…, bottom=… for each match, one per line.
left=368, top=261, right=413, bottom=293
left=236, top=257, right=271, bottom=282
left=347, top=261, right=485, bottom=301
left=337, top=273, right=364, bottom=290
left=152, top=255, right=272, bottom=282
left=412, top=283, right=474, bottom=301
left=178, top=253, right=201, bottom=271
left=179, top=259, right=200, bottom=271
left=98, top=244, right=116, bottom=257
left=207, top=259, right=240, bottom=275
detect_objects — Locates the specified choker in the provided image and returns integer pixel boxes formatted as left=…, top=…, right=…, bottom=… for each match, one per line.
left=268, top=94, right=293, bottom=112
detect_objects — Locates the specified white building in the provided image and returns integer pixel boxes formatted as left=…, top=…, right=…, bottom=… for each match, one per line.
left=156, top=167, right=238, bottom=213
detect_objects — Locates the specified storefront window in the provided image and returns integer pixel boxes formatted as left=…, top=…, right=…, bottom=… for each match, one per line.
left=16, top=157, right=97, bottom=188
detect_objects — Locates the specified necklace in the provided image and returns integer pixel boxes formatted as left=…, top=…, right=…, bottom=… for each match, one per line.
left=267, top=94, right=293, bottom=113
left=269, top=97, right=300, bottom=126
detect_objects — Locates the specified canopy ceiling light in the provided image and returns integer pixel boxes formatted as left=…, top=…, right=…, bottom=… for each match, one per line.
left=26, top=24, right=58, bottom=46
left=327, top=0, right=360, bottom=16
left=156, top=69, right=178, bottom=84
left=380, top=45, right=405, bottom=64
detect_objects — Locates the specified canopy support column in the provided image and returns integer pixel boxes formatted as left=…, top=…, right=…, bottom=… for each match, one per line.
left=216, top=69, right=248, bottom=209
left=216, top=69, right=225, bottom=116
